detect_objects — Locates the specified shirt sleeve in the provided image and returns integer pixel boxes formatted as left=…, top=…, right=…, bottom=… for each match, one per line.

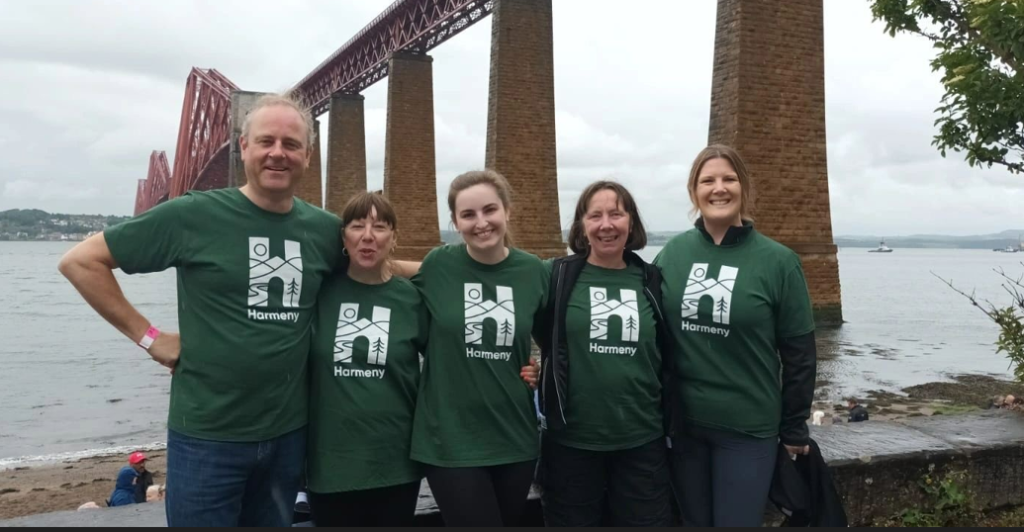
left=537, top=259, right=551, bottom=307
left=531, top=258, right=554, bottom=345
left=411, top=246, right=438, bottom=292
left=328, top=221, right=346, bottom=274
left=652, top=238, right=670, bottom=267
left=775, top=260, right=815, bottom=338
left=104, top=196, right=189, bottom=274
left=541, top=257, right=555, bottom=277
left=415, top=293, right=430, bottom=355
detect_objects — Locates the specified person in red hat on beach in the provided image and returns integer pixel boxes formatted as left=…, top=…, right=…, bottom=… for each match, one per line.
left=129, top=451, right=147, bottom=467
left=108, top=452, right=151, bottom=507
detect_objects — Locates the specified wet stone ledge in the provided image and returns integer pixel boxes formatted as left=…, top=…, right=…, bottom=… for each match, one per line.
left=815, top=410, right=1024, bottom=525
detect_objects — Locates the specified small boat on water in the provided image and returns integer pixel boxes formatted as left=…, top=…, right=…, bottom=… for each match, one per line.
left=868, top=240, right=893, bottom=253
left=995, top=236, right=1023, bottom=253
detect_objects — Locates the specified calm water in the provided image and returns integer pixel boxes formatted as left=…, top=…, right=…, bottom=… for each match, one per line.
left=1, top=242, right=1020, bottom=463
left=639, top=246, right=1018, bottom=403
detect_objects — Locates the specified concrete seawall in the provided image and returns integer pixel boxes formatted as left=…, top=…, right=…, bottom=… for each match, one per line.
left=3, top=411, right=1023, bottom=527
left=815, top=410, right=1024, bottom=525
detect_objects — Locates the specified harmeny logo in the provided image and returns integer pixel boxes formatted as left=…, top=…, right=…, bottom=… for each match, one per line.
left=248, top=237, right=303, bottom=322
left=681, top=263, right=738, bottom=337
left=590, top=287, right=640, bottom=342
left=464, top=283, right=515, bottom=360
left=333, top=303, right=391, bottom=379
left=589, top=286, right=640, bottom=356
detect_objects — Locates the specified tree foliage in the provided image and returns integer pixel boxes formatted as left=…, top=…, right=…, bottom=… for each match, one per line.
left=936, top=266, right=1024, bottom=382
left=870, top=0, right=1024, bottom=173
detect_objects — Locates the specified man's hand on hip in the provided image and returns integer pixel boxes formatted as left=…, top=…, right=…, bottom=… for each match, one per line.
left=149, top=332, right=181, bottom=372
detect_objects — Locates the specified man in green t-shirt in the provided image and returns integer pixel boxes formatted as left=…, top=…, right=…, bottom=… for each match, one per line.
left=58, top=94, right=340, bottom=527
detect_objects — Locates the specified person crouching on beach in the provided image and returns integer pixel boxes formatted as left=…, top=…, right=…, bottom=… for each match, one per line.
left=108, top=452, right=148, bottom=507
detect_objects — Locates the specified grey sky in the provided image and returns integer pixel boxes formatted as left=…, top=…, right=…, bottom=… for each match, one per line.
left=1, top=0, right=1021, bottom=236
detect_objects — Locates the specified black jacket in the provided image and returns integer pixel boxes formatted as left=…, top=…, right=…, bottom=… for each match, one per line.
left=848, top=404, right=869, bottom=423
left=769, top=439, right=848, bottom=527
left=535, top=250, right=677, bottom=441
left=133, top=470, right=153, bottom=504
left=778, top=332, right=817, bottom=445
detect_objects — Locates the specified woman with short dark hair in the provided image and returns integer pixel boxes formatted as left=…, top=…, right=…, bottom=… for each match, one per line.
left=536, top=180, right=675, bottom=526
left=307, top=192, right=427, bottom=526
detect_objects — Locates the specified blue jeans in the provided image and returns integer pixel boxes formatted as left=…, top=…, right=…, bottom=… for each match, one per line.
left=669, top=424, right=776, bottom=527
left=165, top=427, right=306, bottom=527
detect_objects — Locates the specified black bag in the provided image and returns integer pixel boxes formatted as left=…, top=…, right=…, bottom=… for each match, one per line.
left=769, top=439, right=848, bottom=527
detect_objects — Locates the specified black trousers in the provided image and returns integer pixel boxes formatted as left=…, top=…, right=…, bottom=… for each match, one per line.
left=425, top=460, right=537, bottom=526
left=309, top=481, right=421, bottom=527
left=539, top=436, right=673, bottom=527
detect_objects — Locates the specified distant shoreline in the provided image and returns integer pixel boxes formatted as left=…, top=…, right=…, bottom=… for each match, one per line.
left=3, top=240, right=1020, bottom=251
left=836, top=240, right=1024, bottom=250
left=0, top=443, right=168, bottom=473
left=0, top=239, right=85, bottom=243
left=838, top=244, right=1021, bottom=250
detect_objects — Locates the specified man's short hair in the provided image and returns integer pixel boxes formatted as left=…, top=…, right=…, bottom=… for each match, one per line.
left=240, top=93, right=317, bottom=150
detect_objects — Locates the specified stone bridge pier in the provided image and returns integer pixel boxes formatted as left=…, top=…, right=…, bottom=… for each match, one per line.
left=709, top=0, right=843, bottom=325
left=256, top=0, right=568, bottom=262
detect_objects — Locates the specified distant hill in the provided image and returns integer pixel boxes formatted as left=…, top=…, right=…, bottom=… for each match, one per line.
left=441, top=228, right=1024, bottom=249
left=835, top=230, right=1024, bottom=250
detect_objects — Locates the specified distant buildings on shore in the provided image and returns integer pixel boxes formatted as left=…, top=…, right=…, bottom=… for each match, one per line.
left=0, top=230, right=101, bottom=242
left=0, top=210, right=128, bottom=242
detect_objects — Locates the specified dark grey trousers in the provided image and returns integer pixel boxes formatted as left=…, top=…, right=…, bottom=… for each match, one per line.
left=669, top=424, right=777, bottom=527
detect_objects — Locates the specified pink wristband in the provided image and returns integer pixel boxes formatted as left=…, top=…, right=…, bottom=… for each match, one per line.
left=138, top=326, right=160, bottom=350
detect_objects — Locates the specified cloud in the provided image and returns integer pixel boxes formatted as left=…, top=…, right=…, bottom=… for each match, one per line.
left=3, top=180, right=101, bottom=201
left=0, top=0, right=1020, bottom=236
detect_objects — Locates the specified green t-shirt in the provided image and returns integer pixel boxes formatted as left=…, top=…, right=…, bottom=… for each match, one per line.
left=104, top=188, right=340, bottom=442
left=654, top=228, right=814, bottom=438
left=411, top=245, right=548, bottom=467
left=308, top=273, right=427, bottom=493
left=553, top=263, right=663, bottom=451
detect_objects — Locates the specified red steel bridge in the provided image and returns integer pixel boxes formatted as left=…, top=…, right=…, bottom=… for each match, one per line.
left=128, top=0, right=843, bottom=321
left=133, top=0, right=495, bottom=215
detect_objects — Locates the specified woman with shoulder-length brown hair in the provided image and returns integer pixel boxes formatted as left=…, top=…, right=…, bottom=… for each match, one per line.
left=534, top=180, right=676, bottom=526
left=653, top=145, right=817, bottom=527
